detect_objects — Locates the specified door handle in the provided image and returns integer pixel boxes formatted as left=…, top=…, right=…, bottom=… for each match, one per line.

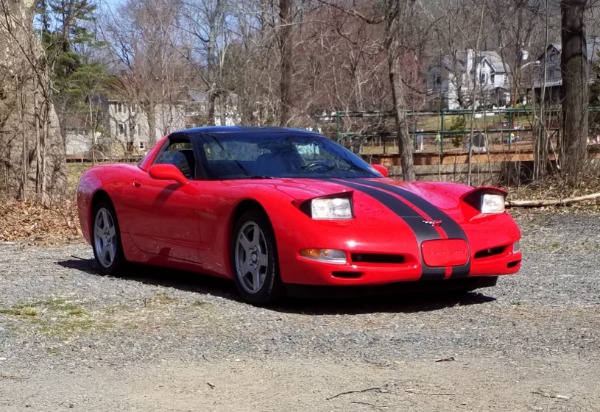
left=132, top=181, right=141, bottom=188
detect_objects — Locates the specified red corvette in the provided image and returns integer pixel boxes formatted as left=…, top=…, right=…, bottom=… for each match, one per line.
left=77, top=126, right=521, bottom=304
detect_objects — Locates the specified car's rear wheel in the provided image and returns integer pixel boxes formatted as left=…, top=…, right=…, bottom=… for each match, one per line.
left=232, top=209, right=282, bottom=305
left=92, top=199, right=125, bottom=276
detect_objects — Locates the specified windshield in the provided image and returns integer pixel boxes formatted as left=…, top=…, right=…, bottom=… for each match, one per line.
left=199, top=132, right=382, bottom=180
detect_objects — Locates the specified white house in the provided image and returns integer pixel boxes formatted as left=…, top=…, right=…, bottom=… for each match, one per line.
left=107, top=101, right=186, bottom=154
left=65, top=100, right=186, bottom=159
left=426, top=49, right=511, bottom=109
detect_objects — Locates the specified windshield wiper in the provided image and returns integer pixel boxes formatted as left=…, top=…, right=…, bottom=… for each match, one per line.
left=233, top=175, right=275, bottom=180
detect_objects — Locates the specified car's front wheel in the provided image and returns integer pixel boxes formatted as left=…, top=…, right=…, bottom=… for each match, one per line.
left=92, top=199, right=126, bottom=276
left=232, top=209, right=282, bottom=305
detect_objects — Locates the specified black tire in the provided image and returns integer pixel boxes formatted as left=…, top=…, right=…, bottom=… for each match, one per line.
left=231, top=209, right=282, bottom=305
left=91, top=198, right=126, bottom=276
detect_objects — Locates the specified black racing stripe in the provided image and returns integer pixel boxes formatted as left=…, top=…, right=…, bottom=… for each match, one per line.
left=353, top=179, right=471, bottom=278
left=332, top=179, right=445, bottom=280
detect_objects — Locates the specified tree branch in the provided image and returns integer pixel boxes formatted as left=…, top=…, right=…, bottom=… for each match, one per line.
left=315, top=0, right=386, bottom=25
left=506, top=192, right=600, bottom=208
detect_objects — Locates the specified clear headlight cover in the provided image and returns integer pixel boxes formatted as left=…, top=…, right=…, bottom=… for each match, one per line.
left=311, top=197, right=353, bottom=219
left=481, top=193, right=505, bottom=214
left=513, top=241, right=520, bottom=253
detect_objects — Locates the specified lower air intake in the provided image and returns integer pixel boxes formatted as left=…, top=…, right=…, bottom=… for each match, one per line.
left=474, top=246, right=505, bottom=259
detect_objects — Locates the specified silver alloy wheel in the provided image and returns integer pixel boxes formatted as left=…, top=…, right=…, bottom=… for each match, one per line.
left=235, top=221, right=269, bottom=294
left=94, top=207, right=117, bottom=269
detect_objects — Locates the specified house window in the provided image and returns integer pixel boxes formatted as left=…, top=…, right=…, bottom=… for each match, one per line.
left=491, top=73, right=495, bottom=84
left=139, top=141, right=146, bottom=150
left=479, top=72, right=487, bottom=84
left=118, top=123, right=126, bottom=135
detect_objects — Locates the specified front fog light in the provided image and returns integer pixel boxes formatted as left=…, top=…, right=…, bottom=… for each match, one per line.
left=311, top=197, right=352, bottom=219
left=300, top=248, right=347, bottom=264
left=481, top=194, right=505, bottom=214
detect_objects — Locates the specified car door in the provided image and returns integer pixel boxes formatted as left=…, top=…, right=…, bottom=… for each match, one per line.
left=121, top=136, right=202, bottom=263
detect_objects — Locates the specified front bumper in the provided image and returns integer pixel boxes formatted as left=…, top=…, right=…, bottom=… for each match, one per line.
left=280, top=243, right=521, bottom=286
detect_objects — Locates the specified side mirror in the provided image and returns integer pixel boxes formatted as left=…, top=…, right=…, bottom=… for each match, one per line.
left=372, top=164, right=389, bottom=177
left=149, top=164, right=188, bottom=185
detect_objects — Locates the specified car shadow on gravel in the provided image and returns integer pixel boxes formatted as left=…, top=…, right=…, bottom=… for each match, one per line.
left=275, top=292, right=495, bottom=315
left=57, top=258, right=496, bottom=314
left=57, top=258, right=241, bottom=300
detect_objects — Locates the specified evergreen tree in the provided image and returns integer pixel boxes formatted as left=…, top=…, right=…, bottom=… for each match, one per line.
left=35, top=0, right=109, bottom=141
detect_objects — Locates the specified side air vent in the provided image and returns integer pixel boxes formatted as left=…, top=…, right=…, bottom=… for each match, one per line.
left=474, top=246, right=505, bottom=259
left=351, top=254, right=405, bottom=264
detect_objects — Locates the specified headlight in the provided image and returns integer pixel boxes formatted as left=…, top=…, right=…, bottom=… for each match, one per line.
left=513, top=241, right=520, bottom=253
left=481, top=194, right=505, bottom=214
left=311, top=197, right=353, bottom=219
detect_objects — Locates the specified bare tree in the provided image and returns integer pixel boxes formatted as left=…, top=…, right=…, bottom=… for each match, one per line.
left=179, top=0, right=231, bottom=126
left=317, top=0, right=431, bottom=181
left=294, top=3, right=389, bottom=139
left=0, top=0, right=66, bottom=203
left=101, top=0, right=187, bottom=145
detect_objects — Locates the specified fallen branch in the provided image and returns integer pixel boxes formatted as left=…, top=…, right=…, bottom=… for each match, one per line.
left=326, top=384, right=391, bottom=400
left=0, top=374, right=29, bottom=380
left=506, top=192, right=600, bottom=208
left=531, top=389, right=570, bottom=400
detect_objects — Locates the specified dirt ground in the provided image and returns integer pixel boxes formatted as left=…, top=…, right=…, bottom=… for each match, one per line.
left=3, top=356, right=598, bottom=411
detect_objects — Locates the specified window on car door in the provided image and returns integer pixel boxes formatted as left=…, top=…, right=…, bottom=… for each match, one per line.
left=154, top=141, right=196, bottom=179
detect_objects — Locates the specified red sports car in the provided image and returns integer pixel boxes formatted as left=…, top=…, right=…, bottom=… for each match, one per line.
left=77, top=126, right=521, bottom=304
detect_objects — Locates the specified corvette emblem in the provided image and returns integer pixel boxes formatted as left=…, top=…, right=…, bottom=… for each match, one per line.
left=422, top=219, right=443, bottom=227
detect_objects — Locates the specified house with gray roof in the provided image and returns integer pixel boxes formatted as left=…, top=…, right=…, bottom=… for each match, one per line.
left=530, top=38, right=600, bottom=103
left=426, top=49, right=511, bottom=110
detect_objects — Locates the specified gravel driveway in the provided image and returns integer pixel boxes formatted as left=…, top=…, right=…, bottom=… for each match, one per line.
left=0, top=211, right=599, bottom=411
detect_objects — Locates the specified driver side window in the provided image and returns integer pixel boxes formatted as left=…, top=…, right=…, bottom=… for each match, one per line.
left=154, top=141, right=196, bottom=179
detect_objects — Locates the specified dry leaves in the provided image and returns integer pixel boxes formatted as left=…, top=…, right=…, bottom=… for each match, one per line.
left=0, top=198, right=82, bottom=246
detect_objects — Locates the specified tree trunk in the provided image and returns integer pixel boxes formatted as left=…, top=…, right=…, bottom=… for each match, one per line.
left=388, top=53, right=414, bottom=181
left=279, top=0, right=293, bottom=126
left=145, top=100, right=157, bottom=145
left=560, top=0, right=589, bottom=183
left=208, top=91, right=217, bottom=126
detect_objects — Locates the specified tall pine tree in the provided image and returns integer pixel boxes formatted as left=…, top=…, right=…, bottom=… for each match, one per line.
left=36, top=0, right=109, bottom=143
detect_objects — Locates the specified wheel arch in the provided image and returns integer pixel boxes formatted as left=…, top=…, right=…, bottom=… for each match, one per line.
left=89, top=190, right=113, bottom=233
left=227, top=199, right=273, bottom=238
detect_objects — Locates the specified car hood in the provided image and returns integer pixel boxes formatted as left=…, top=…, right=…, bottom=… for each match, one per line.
left=271, top=177, right=472, bottom=212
